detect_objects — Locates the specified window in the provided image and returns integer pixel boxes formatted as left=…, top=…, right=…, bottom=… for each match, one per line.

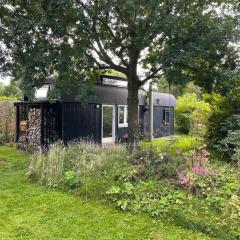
left=35, top=85, right=50, bottom=99
left=163, top=108, right=170, bottom=125
left=118, top=105, right=128, bottom=127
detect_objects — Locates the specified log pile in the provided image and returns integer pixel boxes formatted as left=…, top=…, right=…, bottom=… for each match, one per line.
left=27, top=108, right=41, bottom=151
left=17, top=108, right=42, bottom=152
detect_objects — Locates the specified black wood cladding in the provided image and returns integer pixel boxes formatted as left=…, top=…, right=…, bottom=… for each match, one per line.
left=61, top=102, right=101, bottom=143
left=15, top=101, right=174, bottom=147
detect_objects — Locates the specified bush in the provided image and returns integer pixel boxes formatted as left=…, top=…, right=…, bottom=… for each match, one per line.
left=106, top=180, right=186, bottom=215
left=175, top=94, right=211, bottom=136
left=106, top=145, right=240, bottom=238
left=30, top=140, right=240, bottom=239
left=30, top=142, right=66, bottom=187
left=204, top=93, right=233, bottom=147
left=129, top=148, right=186, bottom=180
left=30, top=141, right=129, bottom=194
left=204, top=93, right=240, bottom=161
left=0, top=101, right=16, bottom=144
left=64, top=171, right=80, bottom=189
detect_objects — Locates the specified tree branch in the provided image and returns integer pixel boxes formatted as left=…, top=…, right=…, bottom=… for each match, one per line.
left=84, top=52, right=109, bottom=69
left=140, top=66, right=163, bottom=85
left=94, top=36, right=127, bottom=74
left=76, top=0, right=129, bottom=70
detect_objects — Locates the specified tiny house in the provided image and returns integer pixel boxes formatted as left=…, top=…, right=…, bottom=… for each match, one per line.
left=15, top=75, right=176, bottom=150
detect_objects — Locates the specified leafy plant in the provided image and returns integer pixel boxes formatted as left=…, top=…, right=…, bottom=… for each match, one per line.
left=0, top=100, right=16, bottom=144
left=175, top=94, right=211, bottom=136
left=178, top=146, right=219, bottom=196
left=106, top=180, right=186, bottom=215
left=29, top=139, right=240, bottom=239
left=212, top=115, right=240, bottom=161
left=129, top=148, right=186, bottom=180
left=64, top=171, right=80, bottom=190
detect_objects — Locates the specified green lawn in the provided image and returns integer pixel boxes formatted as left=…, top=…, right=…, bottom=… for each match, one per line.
left=0, top=145, right=216, bottom=240
left=142, top=134, right=203, bottom=156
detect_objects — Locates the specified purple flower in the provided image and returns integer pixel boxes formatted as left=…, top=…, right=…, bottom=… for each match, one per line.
left=192, top=166, right=209, bottom=176
left=178, top=172, right=192, bottom=186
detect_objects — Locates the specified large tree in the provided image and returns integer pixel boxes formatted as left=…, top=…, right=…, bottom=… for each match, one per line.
left=1, top=0, right=239, bottom=147
left=0, top=1, right=97, bottom=100
left=75, top=0, right=239, bottom=147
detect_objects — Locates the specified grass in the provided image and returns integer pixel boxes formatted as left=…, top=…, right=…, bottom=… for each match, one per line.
left=0, top=96, right=18, bottom=101
left=142, top=134, right=203, bottom=156
left=0, top=145, right=218, bottom=240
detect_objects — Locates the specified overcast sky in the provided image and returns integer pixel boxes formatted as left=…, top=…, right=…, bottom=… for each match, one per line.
left=0, top=76, right=11, bottom=85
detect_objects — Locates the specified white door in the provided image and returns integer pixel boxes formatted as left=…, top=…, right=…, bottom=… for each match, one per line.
left=102, top=105, right=115, bottom=143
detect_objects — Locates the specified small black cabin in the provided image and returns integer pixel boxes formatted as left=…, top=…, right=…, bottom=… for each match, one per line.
left=15, top=75, right=176, bottom=150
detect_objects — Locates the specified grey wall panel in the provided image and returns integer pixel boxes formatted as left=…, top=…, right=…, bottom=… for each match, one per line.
left=143, top=106, right=174, bottom=138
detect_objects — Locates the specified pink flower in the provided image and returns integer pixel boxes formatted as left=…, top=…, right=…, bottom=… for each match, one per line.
left=178, top=172, right=192, bottom=186
left=192, top=166, right=209, bottom=176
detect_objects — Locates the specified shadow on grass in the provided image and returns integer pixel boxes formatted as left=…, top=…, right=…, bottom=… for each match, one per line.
left=166, top=212, right=234, bottom=240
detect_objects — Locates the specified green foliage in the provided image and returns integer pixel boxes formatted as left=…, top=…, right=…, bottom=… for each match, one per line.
left=106, top=180, right=186, bottom=215
left=1, top=0, right=239, bottom=145
left=104, top=69, right=127, bottom=79
left=30, top=141, right=129, bottom=197
left=1, top=81, right=21, bottom=97
left=1, top=0, right=239, bottom=89
left=142, top=134, right=202, bottom=156
left=129, top=148, right=186, bottom=180
left=0, top=146, right=164, bottom=240
left=204, top=93, right=233, bottom=145
left=0, top=100, right=16, bottom=144
left=106, top=144, right=240, bottom=239
left=64, top=171, right=80, bottom=190
left=232, top=147, right=240, bottom=167
left=0, top=96, right=17, bottom=101
left=216, top=119, right=240, bottom=156
left=0, top=82, right=4, bottom=95
left=0, top=81, right=21, bottom=98
left=175, top=94, right=211, bottom=135
left=4, top=134, right=240, bottom=239
left=0, top=1, right=96, bottom=100
left=205, top=86, right=240, bottom=161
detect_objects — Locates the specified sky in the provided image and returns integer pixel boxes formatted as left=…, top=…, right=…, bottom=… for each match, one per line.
left=0, top=76, right=11, bottom=85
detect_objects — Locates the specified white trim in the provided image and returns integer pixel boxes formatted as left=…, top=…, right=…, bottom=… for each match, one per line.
left=102, top=78, right=128, bottom=87
left=102, top=137, right=114, bottom=144
left=118, top=105, right=128, bottom=128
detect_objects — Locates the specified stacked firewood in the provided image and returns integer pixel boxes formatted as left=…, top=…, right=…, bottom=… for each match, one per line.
left=27, top=108, right=41, bottom=151
left=17, top=108, right=42, bottom=152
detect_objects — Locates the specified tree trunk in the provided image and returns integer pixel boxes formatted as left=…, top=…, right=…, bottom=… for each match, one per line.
left=127, top=53, right=139, bottom=150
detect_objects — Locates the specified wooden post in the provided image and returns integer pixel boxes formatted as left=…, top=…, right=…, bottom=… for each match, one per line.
left=15, top=105, right=19, bottom=143
left=149, top=81, right=153, bottom=141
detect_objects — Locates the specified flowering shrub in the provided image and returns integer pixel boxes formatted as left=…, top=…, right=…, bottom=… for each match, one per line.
left=30, top=140, right=240, bottom=239
left=178, top=145, right=218, bottom=195
left=130, top=148, right=186, bottom=180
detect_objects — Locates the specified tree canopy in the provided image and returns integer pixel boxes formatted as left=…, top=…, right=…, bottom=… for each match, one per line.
left=0, top=0, right=239, bottom=145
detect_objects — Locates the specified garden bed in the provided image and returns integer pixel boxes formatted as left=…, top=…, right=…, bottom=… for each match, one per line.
left=28, top=136, right=240, bottom=239
left=0, top=145, right=217, bottom=240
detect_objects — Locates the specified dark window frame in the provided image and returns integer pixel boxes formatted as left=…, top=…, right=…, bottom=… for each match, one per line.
left=163, top=108, right=170, bottom=125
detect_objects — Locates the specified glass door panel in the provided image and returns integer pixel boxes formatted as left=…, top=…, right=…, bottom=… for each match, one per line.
left=102, top=105, right=113, bottom=140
